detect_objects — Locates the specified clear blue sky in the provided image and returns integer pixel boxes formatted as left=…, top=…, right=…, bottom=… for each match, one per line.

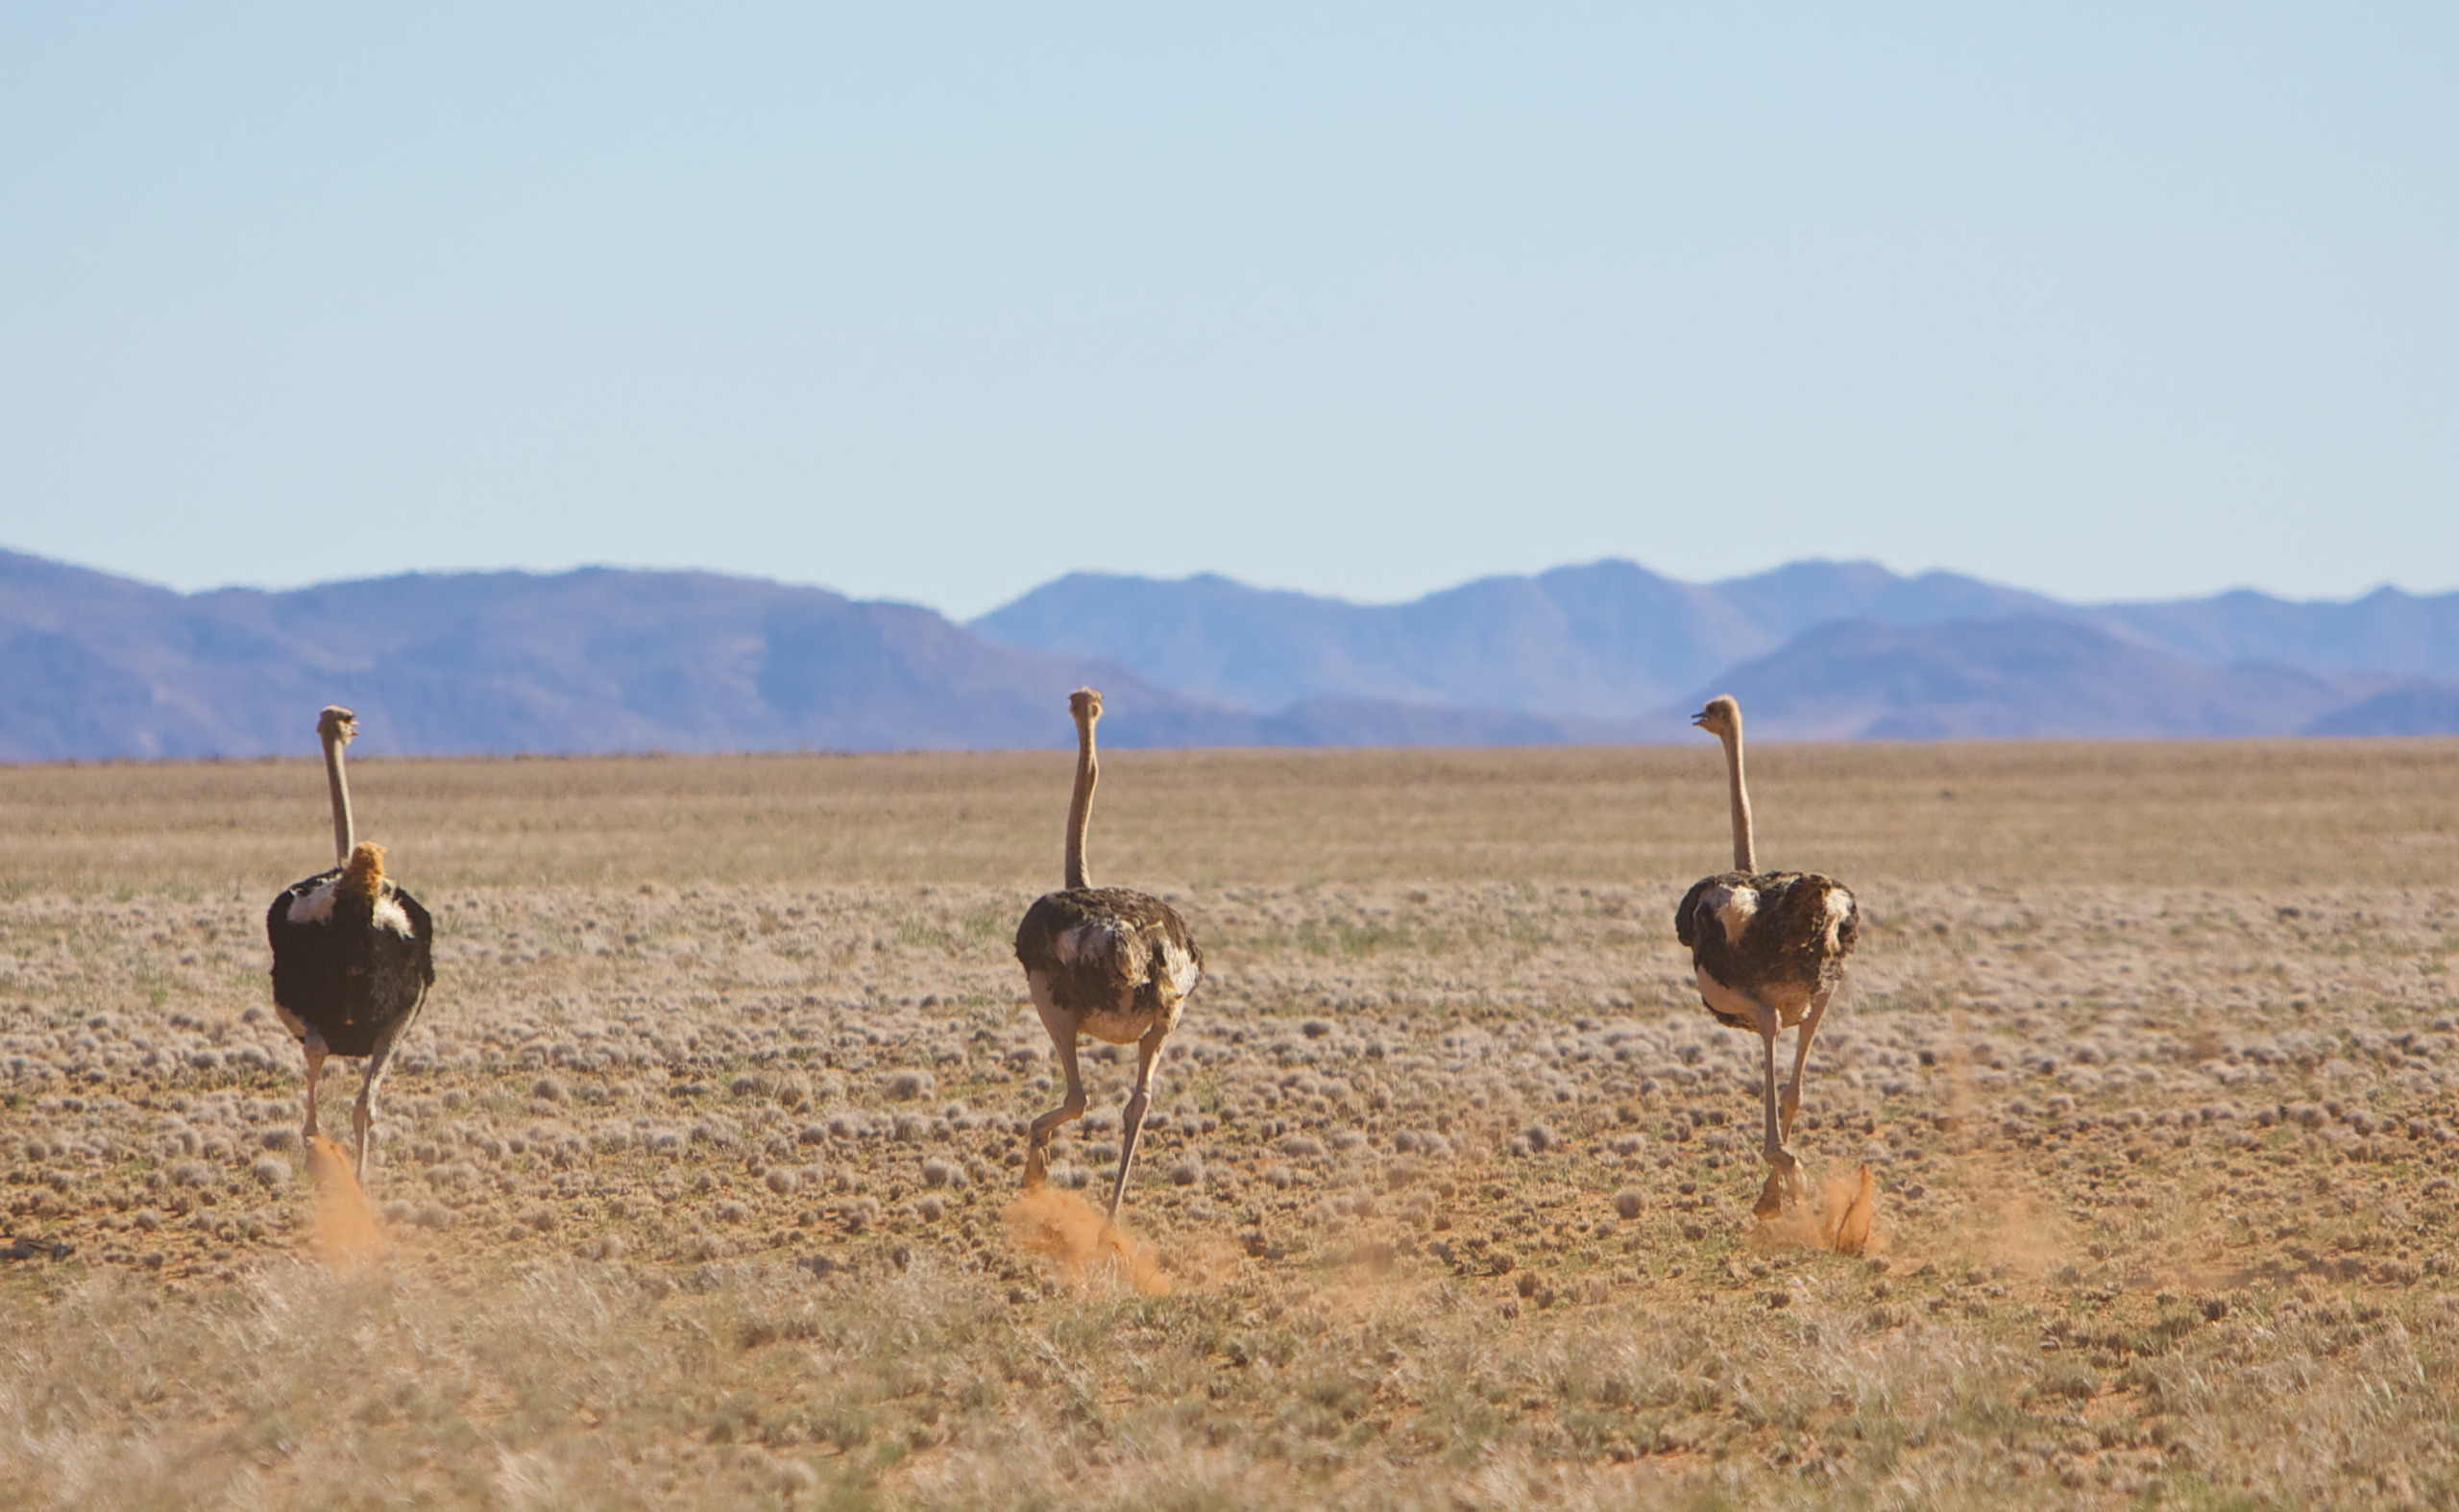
left=3, top=5, right=2453, bottom=619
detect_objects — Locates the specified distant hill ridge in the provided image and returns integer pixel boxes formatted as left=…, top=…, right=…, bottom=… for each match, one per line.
left=973, top=560, right=2069, bottom=719
left=0, top=550, right=1596, bottom=759
left=973, top=561, right=2459, bottom=742
left=975, top=561, right=2459, bottom=716
left=1, top=548, right=2453, bottom=759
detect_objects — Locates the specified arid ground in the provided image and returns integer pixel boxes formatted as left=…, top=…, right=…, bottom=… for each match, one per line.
left=4, top=739, right=2457, bottom=1509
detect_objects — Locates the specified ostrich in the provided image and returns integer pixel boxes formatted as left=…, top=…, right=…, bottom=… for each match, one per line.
left=265, top=706, right=435, bottom=1182
left=1673, top=695, right=1859, bottom=1217
left=1012, top=688, right=1203, bottom=1222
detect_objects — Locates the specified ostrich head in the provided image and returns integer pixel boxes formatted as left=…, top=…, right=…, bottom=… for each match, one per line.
left=318, top=706, right=358, bottom=745
left=1691, top=695, right=1741, bottom=739
left=1069, top=688, right=1104, bottom=725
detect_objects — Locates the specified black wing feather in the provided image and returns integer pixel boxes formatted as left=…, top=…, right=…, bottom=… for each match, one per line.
left=1015, top=886, right=1202, bottom=1021
left=266, top=870, right=435, bottom=1059
left=1675, top=869, right=1856, bottom=1030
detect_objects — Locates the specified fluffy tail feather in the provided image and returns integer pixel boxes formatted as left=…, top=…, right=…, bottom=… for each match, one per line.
left=342, top=842, right=386, bottom=900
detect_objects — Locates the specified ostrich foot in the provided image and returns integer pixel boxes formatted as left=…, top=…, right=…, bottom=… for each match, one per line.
left=1022, top=1139, right=1049, bottom=1192
left=1752, top=1169, right=1787, bottom=1219
left=1753, top=1150, right=1806, bottom=1218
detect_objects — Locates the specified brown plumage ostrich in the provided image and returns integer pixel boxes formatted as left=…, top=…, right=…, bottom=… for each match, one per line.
left=1673, top=695, right=1859, bottom=1217
left=1012, top=689, right=1203, bottom=1221
left=265, top=706, right=435, bottom=1182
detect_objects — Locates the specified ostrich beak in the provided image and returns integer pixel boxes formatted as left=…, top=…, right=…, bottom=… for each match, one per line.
left=1690, top=708, right=1712, bottom=728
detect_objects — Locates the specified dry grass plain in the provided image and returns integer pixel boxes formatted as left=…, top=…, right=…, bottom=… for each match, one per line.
left=3, top=738, right=2458, bottom=1510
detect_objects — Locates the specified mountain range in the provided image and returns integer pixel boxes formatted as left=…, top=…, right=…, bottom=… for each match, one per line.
left=973, top=560, right=2459, bottom=742
left=1, top=547, right=2453, bottom=760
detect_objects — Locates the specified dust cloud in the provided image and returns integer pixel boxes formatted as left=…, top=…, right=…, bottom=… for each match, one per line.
left=1757, top=1162, right=1882, bottom=1256
left=304, top=1135, right=388, bottom=1267
left=1001, top=1187, right=1170, bottom=1295
left=1980, top=1191, right=2072, bottom=1277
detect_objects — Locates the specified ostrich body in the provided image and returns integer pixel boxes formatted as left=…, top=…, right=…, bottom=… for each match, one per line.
left=265, top=706, right=435, bottom=1181
left=1012, top=688, right=1203, bottom=1221
left=1672, top=695, right=1859, bottom=1217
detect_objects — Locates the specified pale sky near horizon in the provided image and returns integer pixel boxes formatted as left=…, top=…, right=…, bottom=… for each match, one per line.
left=3, top=6, right=2454, bottom=620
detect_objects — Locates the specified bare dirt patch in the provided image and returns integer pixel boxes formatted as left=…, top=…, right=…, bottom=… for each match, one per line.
left=4, top=739, right=2457, bottom=1508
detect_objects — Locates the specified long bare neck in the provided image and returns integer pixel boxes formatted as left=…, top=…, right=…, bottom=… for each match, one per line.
left=323, top=731, right=355, bottom=868
left=1721, top=725, right=1756, bottom=873
left=1063, top=718, right=1097, bottom=890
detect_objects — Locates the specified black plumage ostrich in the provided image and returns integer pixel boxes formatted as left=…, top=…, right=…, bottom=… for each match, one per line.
left=266, top=706, right=434, bottom=1181
left=1673, top=695, right=1860, bottom=1218
left=1013, top=688, right=1204, bottom=1221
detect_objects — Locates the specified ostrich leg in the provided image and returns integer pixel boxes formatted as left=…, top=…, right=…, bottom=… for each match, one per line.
left=300, top=1028, right=331, bottom=1142
left=1751, top=1000, right=1802, bottom=1218
left=1779, top=984, right=1838, bottom=1142
left=1024, top=1001, right=1087, bottom=1190
left=351, top=1018, right=409, bottom=1182
left=1105, top=1023, right=1170, bottom=1222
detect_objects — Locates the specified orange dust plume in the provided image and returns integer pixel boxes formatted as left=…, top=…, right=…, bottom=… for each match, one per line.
left=1002, top=1187, right=1170, bottom=1295
left=304, top=1135, right=388, bottom=1267
left=1983, top=1191, right=2072, bottom=1277
left=1757, top=1163, right=1882, bottom=1256
left=1829, top=1163, right=1878, bottom=1256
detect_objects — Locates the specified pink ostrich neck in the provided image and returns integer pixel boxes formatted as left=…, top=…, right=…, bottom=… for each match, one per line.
left=1722, top=723, right=1756, bottom=874
left=1064, top=713, right=1098, bottom=890
left=323, top=726, right=355, bottom=868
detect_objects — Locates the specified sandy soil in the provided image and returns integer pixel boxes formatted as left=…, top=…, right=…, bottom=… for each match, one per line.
left=3, top=739, right=2456, bottom=1508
